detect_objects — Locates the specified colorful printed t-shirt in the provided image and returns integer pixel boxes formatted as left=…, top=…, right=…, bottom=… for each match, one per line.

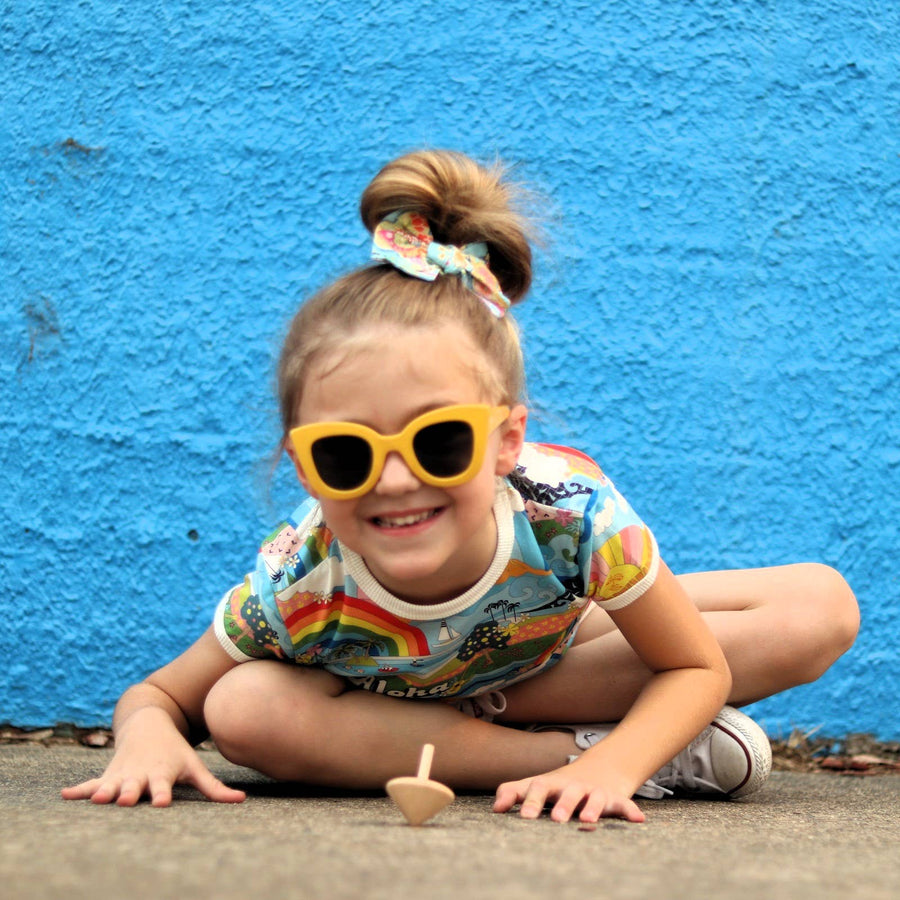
left=214, top=443, right=660, bottom=699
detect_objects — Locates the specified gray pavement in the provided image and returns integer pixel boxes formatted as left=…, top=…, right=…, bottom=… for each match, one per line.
left=1, top=743, right=898, bottom=900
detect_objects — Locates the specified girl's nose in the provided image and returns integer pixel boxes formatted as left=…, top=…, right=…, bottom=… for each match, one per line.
left=374, top=451, right=422, bottom=495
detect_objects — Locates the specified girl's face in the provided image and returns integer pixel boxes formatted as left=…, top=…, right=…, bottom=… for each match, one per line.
left=289, top=321, right=526, bottom=604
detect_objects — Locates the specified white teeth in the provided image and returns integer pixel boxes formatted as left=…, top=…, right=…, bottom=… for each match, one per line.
left=376, top=510, right=435, bottom=528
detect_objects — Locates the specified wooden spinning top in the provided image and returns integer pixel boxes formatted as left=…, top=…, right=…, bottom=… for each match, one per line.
left=385, top=743, right=455, bottom=826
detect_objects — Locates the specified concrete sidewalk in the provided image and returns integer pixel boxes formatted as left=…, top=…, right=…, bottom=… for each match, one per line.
left=1, top=743, right=898, bottom=900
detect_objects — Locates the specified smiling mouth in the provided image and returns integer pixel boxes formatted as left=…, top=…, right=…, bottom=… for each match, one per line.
left=372, top=509, right=442, bottom=528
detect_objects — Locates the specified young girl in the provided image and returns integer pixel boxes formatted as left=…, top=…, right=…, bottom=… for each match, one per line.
left=63, top=150, right=858, bottom=823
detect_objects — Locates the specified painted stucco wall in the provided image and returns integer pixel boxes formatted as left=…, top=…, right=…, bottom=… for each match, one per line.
left=3, top=1, right=898, bottom=738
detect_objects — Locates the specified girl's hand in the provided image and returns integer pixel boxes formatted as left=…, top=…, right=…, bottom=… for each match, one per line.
left=60, top=706, right=246, bottom=808
left=493, top=757, right=645, bottom=824
left=63, top=627, right=245, bottom=807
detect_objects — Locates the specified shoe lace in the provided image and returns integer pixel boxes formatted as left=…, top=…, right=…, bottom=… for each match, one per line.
left=653, top=729, right=720, bottom=794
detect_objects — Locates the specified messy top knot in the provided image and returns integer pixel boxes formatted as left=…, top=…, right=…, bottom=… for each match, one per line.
left=360, top=150, right=533, bottom=303
left=277, top=150, right=534, bottom=440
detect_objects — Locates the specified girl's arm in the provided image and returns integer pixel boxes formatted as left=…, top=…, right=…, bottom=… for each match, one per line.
left=495, top=561, right=732, bottom=822
left=61, top=626, right=247, bottom=807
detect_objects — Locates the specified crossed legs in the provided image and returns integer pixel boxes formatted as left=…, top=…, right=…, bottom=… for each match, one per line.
left=204, top=563, right=857, bottom=790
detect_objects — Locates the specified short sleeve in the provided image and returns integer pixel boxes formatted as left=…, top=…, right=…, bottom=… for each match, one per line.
left=585, top=477, right=659, bottom=611
left=214, top=579, right=287, bottom=662
left=212, top=500, right=321, bottom=661
left=513, top=443, right=659, bottom=612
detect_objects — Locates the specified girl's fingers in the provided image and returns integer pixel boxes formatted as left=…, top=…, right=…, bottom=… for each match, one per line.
left=61, top=745, right=245, bottom=807
left=579, top=791, right=645, bottom=824
left=60, top=779, right=102, bottom=801
left=615, top=798, right=645, bottom=823
left=493, top=778, right=540, bottom=815
left=578, top=790, right=610, bottom=823
left=89, top=778, right=128, bottom=805
left=492, top=781, right=523, bottom=813
left=549, top=783, right=590, bottom=823
left=148, top=776, right=174, bottom=808
left=115, top=777, right=148, bottom=807
left=89, top=782, right=123, bottom=805
left=517, top=779, right=551, bottom=820
left=494, top=778, right=578, bottom=820
left=495, top=776, right=646, bottom=825
left=62, top=773, right=139, bottom=805
left=187, top=766, right=246, bottom=804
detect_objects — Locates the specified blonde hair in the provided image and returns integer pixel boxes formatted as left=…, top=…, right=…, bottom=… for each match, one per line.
left=277, top=150, right=534, bottom=442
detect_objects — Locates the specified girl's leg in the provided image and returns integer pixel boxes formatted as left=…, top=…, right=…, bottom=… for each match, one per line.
left=203, top=661, right=575, bottom=790
left=205, top=563, right=857, bottom=787
left=677, top=562, right=858, bottom=704
left=500, top=563, right=858, bottom=723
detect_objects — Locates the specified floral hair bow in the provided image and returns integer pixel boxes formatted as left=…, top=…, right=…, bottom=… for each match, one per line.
left=371, top=211, right=511, bottom=318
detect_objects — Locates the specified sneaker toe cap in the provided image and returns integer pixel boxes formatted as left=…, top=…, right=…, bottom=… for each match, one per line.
left=710, top=712, right=773, bottom=797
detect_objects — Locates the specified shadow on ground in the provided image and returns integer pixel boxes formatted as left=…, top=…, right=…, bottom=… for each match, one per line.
left=1, top=744, right=898, bottom=900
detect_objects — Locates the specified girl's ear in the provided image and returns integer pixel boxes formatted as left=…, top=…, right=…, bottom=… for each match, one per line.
left=494, top=403, right=528, bottom=477
left=284, top=442, right=318, bottom=498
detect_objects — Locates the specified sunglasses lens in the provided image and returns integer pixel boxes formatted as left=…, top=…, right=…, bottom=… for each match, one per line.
left=311, top=435, right=373, bottom=491
left=413, top=420, right=474, bottom=478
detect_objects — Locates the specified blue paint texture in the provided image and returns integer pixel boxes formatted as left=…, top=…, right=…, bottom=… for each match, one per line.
left=2, top=1, right=899, bottom=737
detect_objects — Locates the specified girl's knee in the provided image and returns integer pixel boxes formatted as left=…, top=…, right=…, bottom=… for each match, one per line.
left=780, top=563, right=859, bottom=683
left=804, top=563, right=859, bottom=656
left=204, top=661, right=342, bottom=768
left=204, top=663, right=274, bottom=763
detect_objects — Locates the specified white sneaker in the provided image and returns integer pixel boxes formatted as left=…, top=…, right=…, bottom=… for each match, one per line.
left=454, top=691, right=508, bottom=722
left=557, top=706, right=772, bottom=800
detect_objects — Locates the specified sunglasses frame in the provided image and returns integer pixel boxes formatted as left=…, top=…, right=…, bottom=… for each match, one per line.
left=289, top=404, right=511, bottom=500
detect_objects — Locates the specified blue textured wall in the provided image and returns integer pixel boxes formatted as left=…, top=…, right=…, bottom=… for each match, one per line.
left=3, top=1, right=899, bottom=738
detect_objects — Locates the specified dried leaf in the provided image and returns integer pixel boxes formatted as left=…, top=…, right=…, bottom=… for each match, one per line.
left=16, top=728, right=54, bottom=742
left=848, top=754, right=899, bottom=768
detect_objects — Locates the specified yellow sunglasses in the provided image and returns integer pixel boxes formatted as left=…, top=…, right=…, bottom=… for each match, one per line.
left=289, top=404, right=510, bottom=500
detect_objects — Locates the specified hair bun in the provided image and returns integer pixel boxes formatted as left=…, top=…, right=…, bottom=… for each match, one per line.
left=359, top=150, right=533, bottom=302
